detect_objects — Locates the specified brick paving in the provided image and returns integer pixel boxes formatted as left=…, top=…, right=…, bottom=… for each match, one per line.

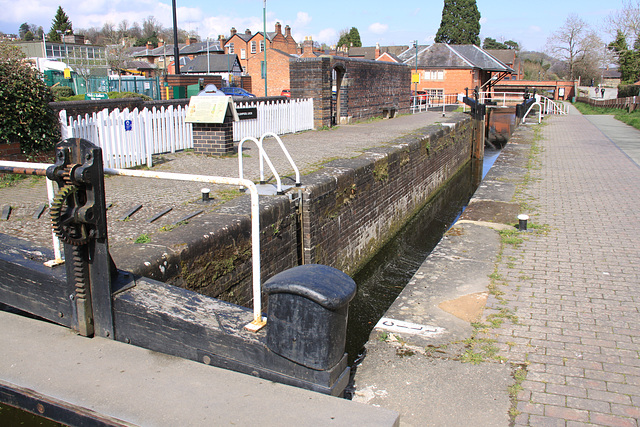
left=484, top=108, right=640, bottom=426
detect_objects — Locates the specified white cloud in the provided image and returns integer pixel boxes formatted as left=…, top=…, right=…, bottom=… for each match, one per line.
left=369, top=22, right=388, bottom=34
left=479, top=17, right=487, bottom=24
left=295, top=11, right=311, bottom=27
left=315, top=28, right=338, bottom=44
left=529, top=25, right=542, bottom=33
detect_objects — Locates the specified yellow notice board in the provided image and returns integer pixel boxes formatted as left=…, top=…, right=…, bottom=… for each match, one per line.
left=185, top=96, right=239, bottom=124
left=411, top=72, right=420, bottom=84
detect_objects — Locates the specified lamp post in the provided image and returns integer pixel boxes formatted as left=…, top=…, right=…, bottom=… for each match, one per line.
left=263, top=0, right=268, bottom=97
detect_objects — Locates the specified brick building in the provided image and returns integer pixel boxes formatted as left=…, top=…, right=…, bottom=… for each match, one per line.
left=486, top=49, right=523, bottom=80
left=246, top=36, right=323, bottom=97
left=224, top=23, right=297, bottom=73
left=396, top=43, right=513, bottom=98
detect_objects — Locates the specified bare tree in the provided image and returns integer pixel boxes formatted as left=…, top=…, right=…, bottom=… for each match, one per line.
left=605, top=0, right=640, bottom=43
left=546, top=14, right=603, bottom=81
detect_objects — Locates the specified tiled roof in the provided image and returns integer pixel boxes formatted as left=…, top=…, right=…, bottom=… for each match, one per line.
left=182, top=54, right=242, bottom=73
left=181, top=41, right=223, bottom=55
left=402, top=43, right=513, bottom=72
left=397, top=45, right=430, bottom=63
left=123, top=60, right=157, bottom=70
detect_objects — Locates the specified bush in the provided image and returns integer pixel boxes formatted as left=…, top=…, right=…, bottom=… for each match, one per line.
left=107, top=91, right=152, bottom=101
left=0, top=42, right=60, bottom=153
left=51, top=85, right=75, bottom=100
left=56, top=91, right=153, bottom=102
left=617, top=84, right=640, bottom=98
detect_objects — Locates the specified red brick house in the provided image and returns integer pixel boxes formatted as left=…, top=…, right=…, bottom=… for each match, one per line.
left=397, top=43, right=513, bottom=98
left=486, top=49, right=523, bottom=80
left=245, top=35, right=323, bottom=97
left=224, top=23, right=297, bottom=73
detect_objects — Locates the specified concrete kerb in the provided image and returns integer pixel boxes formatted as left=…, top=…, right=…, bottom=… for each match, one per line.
left=351, top=120, right=538, bottom=426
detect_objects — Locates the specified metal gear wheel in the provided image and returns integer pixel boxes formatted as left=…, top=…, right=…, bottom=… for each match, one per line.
left=50, top=185, right=93, bottom=246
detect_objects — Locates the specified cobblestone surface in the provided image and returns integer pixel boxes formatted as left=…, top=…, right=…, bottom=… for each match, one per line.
left=483, top=107, right=640, bottom=426
left=0, top=111, right=448, bottom=250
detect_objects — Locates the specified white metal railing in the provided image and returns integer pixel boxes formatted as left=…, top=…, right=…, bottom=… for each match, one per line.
left=233, top=98, right=314, bottom=142
left=0, top=160, right=266, bottom=331
left=522, top=94, right=569, bottom=124
left=237, top=132, right=302, bottom=195
left=238, top=137, right=284, bottom=194
left=411, top=93, right=463, bottom=114
left=479, top=91, right=529, bottom=106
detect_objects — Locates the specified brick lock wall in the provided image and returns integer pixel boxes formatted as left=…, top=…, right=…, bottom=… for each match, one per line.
left=290, top=57, right=411, bottom=128
left=126, top=114, right=474, bottom=311
left=290, top=57, right=333, bottom=128
left=301, top=115, right=473, bottom=275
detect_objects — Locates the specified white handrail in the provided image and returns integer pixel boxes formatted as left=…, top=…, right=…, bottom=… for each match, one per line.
left=238, top=137, right=283, bottom=194
left=0, top=161, right=266, bottom=331
left=259, top=132, right=301, bottom=187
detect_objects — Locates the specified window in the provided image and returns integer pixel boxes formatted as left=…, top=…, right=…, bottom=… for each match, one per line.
left=423, top=70, right=444, bottom=80
left=228, top=43, right=235, bottom=54
left=259, top=40, right=265, bottom=52
left=251, top=41, right=257, bottom=54
left=241, top=49, right=246, bottom=60
left=425, top=89, right=444, bottom=100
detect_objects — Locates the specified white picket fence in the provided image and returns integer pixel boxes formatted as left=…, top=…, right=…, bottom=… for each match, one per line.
left=61, top=98, right=314, bottom=169
left=60, top=105, right=192, bottom=169
left=233, top=98, right=314, bottom=142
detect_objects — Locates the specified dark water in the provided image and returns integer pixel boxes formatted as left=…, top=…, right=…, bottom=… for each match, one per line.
left=345, top=147, right=500, bottom=362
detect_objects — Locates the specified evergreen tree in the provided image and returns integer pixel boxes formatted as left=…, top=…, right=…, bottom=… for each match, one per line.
left=337, top=27, right=362, bottom=48
left=19, top=23, right=29, bottom=39
left=435, top=0, right=481, bottom=45
left=48, top=6, right=73, bottom=42
left=609, top=31, right=640, bottom=83
left=483, top=37, right=507, bottom=49
left=348, top=27, right=362, bottom=47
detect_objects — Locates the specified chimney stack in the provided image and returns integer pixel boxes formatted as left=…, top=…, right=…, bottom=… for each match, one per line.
left=285, top=25, right=292, bottom=39
left=303, top=36, right=313, bottom=56
left=275, top=22, right=282, bottom=35
left=230, top=27, right=237, bottom=36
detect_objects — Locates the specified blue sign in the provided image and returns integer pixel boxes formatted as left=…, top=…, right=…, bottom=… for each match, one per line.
left=124, top=120, right=133, bottom=131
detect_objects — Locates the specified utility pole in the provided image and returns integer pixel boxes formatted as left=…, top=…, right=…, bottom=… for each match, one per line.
left=263, top=0, right=268, bottom=97
left=414, top=40, right=418, bottom=102
left=172, top=0, right=180, bottom=75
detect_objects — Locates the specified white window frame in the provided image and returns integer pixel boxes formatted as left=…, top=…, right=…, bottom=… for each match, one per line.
left=251, top=41, right=257, bottom=54
left=228, top=43, right=235, bottom=54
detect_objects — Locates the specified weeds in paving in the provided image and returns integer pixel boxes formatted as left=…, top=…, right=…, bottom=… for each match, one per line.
left=0, top=174, right=27, bottom=188
left=134, top=234, right=151, bottom=244
left=507, top=364, right=529, bottom=420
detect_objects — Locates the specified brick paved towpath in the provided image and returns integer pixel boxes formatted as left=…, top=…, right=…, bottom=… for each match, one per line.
left=484, top=106, right=640, bottom=426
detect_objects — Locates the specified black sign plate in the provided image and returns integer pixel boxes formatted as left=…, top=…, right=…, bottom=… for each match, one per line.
left=236, top=107, right=258, bottom=120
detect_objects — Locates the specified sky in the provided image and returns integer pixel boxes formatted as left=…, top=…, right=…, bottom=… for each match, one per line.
left=0, top=0, right=625, bottom=53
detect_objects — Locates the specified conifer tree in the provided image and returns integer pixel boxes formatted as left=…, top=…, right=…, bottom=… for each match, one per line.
left=48, top=6, right=73, bottom=42
left=435, top=0, right=481, bottom=45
